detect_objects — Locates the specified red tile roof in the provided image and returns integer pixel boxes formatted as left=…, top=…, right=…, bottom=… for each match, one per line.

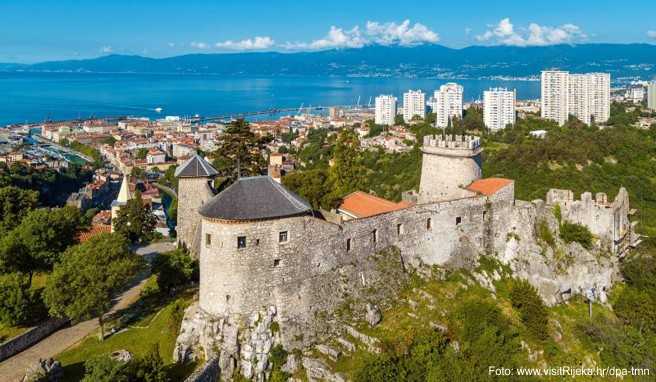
left=77, top=224, right=112, bottom=242
left=339, top=191, right=412, bottom=219
left=466, top=178, right=513, bottom=196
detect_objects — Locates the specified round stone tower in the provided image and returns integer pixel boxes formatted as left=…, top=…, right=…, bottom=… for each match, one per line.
left=197, top=176, right=312, bottom=316
left=418, top=134, right=483, bottom=203
left=175, top=154, right=218, bottom=257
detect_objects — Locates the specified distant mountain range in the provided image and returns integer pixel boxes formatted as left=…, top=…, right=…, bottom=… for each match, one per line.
left=2, top=44, right=656, bottom=81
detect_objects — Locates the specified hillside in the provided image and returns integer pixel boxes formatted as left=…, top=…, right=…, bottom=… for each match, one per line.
left=5, top=44, right=656, bottom=80
left=277, top=104, right=656, bottom=381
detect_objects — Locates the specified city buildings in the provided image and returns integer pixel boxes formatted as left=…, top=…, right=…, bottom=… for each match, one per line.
left=649, top=81, right=656, bottom=111
left=483, top=88, right=516, bottom=130
left=374, top=95, right=397, bottom=126
left=431, top=83, right=463, bottom=128
left=541, top=70, right=610, bottom=126
left=403, top=89, right=425, bottom=123
left=541, top=70, right=570, bottom=126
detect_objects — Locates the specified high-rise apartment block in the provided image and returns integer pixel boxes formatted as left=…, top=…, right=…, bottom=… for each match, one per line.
left=483, top=88, right=516, bottom=130
left=403, top=89, right=426, bottom=123
left=541, top=70, right=610, bottom=126
left=648, top=81, right=656, bottom=111
left=431, top=83, right=463, bottom=128
left=374, top=95, right=397, bottom=126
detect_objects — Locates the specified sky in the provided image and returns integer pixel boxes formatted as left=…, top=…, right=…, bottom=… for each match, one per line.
left=1, top=0, right=655, bottom=63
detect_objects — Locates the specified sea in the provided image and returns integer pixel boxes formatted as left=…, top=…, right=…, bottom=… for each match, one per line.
left=0, top=72, right=541, bottom=125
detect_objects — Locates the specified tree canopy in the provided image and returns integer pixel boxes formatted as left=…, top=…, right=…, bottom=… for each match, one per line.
left=113, top=191, right=157, bottom=244
left=43, top=233, right=143, bottom=339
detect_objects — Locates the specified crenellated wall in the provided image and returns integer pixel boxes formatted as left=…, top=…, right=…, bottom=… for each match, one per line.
left=546, top=188, right=632, bottom=254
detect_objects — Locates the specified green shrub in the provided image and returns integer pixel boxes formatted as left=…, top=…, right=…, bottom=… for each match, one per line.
left=509, top=279, right=550, bottom=340
left=0, top=272, right=47, bottom=326
left=82, top=355, right=130, bottom=382
left=559, top=222, right=593, bottom=249
left=152, top=249, right=198, bottom=294
left=536, top=220, right=555, bottom=247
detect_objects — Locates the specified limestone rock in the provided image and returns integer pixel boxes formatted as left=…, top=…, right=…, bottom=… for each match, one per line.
left=315, top=344, right=340, bottom=361
left=343, top=325, right=380, bottom=353
left=22, top=358, right=63, bottom=382
left=302, top=357, right=345, bottom=382
left=281, top=353, right=300, bottom=374
left=336, top=337, right=355, bottom=353
left=110, top=349, right=133, bottom=363
left=365, top=303, right=382, bottom=327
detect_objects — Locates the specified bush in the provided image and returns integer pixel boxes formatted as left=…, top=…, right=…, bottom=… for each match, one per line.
left=152, top=249, right=198, bottom=294
left=509, top=279, right=550, bottom=340
left=559, top=222, right=593, bottom=249
left=82, top=355, right=130, bottom=382
left=536, top=220, right=555, bottom=247
left=0, top=272, right=47, bottom=326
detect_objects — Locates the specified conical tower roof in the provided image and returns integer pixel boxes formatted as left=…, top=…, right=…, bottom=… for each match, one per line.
left=174, top=154, right=218, bottom=178
left=116, top=174, right=132, bottom=203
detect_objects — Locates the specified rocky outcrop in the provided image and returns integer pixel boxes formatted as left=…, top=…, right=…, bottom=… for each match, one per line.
left=174, top=302, right=277, bottom=381
left=22, top=358, right=63, bottom=382
left=365, top=303, right=382, bottom=327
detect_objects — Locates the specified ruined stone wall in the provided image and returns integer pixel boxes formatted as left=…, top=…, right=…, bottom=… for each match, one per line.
left=546, top=188, right=632, bottom=253
left=177, top=177, right=215, bottom=257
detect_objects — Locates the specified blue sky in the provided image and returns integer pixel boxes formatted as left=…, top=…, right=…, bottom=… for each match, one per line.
left=1, top=0, right=655, bottom=62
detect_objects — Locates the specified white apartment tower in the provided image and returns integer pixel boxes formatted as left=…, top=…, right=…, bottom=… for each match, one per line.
left=541, top=70, right=570, bottom=126
left=432, top=83, right=463, bottom=128
left=403, top=89, right=426, bottom=123
left=483, top=88, right=516, bottom=131
left=648, top=81, right=656, bottom=111
left=542, top=70, right=611, bottom=126
left=374, top=95, right=397, bottom=126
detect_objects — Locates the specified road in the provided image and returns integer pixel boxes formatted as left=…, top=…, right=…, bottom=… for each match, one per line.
left=0, top=241, right=175, bottom=382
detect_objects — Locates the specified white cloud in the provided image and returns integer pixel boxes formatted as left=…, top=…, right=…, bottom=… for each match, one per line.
left=100, top=46, right=113, bottom=53
left=365, top=20, right=439, bottom=46
left=476, top=18, right=586, bottom=46
left=648, top=30, right=656, bottom=39
left=215, top=36, right=275, bottom=51
left=283, top=20, right=438, bottom=51
left=190, top=41, right=209, bottom=49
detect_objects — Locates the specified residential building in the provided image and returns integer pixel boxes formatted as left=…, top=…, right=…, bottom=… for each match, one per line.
left=403, top=90, right=425, bottom=123
left=626, top=85, right=646, bottom=104
left=542, top=70, right=610, bottom=126
left=374, top=95, right=397, bottom=126
left=483, top=88, right=516, bottom=130
left=432, top=83, right=463, bottom=128
left=541, top=70, right=570, bottom=126
left=649, top=81, right=656, bottom=111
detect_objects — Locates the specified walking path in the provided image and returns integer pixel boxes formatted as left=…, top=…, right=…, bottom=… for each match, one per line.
left=0, top=241, right=175, bottom=382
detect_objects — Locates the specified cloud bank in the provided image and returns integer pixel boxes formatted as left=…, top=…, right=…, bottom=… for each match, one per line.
left=476, top=18, right=587, bottom=46
left=189, top=20, right=439, bottom=52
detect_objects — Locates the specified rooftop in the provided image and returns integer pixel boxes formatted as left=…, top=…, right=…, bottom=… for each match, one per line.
left=199, top=176, right=312, bottom=221
left=174, top=154, right=218, bottom=178
left=338, top=191, right=412, bottom=219
left=466, top=178, right=513, bottom=196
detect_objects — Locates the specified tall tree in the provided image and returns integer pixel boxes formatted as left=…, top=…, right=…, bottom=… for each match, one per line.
left=43, top=233, right=143, bottom=340
left=113, top=191, right=157, bottom=244
left=0, top=186, right=39, bottom=234
left=329, top=128, right=364, bottom=197
left=0, top=206, right=80, bottom=282
left=210, top=119, right=271, bottom=190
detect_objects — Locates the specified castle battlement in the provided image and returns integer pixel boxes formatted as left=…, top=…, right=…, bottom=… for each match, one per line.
left=423, top=134, right=481, bottom=151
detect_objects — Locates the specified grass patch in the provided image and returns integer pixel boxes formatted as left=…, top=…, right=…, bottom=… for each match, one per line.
left=56, top=291, right=194, bottom=382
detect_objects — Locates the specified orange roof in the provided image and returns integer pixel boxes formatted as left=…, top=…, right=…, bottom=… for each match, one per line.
left=339, top=191, right=412, bottom=219
left=466, top=178, right=513, bottom=196
left=77, top=224, right=112, bottom=242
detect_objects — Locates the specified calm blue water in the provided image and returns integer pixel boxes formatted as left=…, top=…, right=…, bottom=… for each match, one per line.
left=0, top=72, right=541, bottom=125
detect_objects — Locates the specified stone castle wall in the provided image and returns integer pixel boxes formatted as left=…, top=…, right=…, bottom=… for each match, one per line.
left=546, top=188, right=632, bottom=254
left=177, top=177, right=215, bottom=257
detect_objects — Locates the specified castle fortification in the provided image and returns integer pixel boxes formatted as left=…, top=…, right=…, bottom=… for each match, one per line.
left=173, top=136, right=638, bottom=380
